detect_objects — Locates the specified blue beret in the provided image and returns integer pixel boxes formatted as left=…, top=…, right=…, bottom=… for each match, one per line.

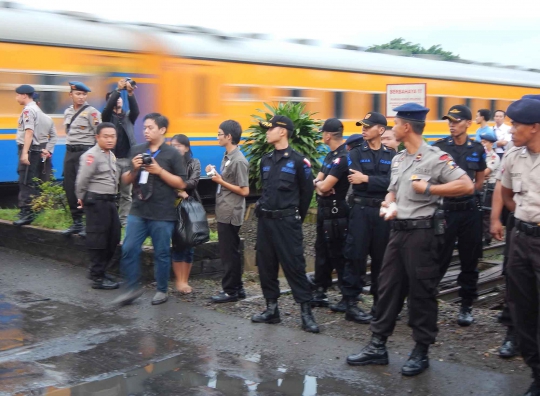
left=345, top=134, right=363, bottom=146
left=522, top=94, right=540, bottom=101
left=15, top=84, right=35, bottom=95
left=393, top=103, right=430, bottom=122
left=33, top=92, right=40, bottom=101
left=507, top=99, right=540, bottom=124
left=479, top=131, right=497, bottom=142
left=69, top=81, right=91, bottom=92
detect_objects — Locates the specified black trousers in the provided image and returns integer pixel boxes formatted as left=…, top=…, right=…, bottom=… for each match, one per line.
left=313, top=204, right=348, bottom=291
left=85, top=199, right=121, bottom=280
left=256, top=215, right=312, bottom=303
left=507, top=228, right=540, bottom=373
left=63, top=149, right=87, bottom=218
left=371, top=228, right=443, bottom=345
left=342, top=205, right=390, bottom=304
left=217, top=222, right=243, bottom=294
left=17, top=147, right=42, bottom=209
left=500, top=213, right=516, bottom=328
left=439, top=207, right=483, bottom=304
left=39, top=157, right=53, bottom=182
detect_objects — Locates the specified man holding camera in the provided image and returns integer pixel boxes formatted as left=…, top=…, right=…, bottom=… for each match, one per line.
left=113, top=113, right=187, bottom=306
left=102, top=78, right=139, bottom=227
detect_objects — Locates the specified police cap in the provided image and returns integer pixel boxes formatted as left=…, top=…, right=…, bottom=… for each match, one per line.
left=442, top=105, right=472, bottom=122
left=69, top=81, right=91, bottom=92
left=259, top=115, right=294, bottom=131
left=345, top=134, right=363, bottom=146
left=15, top=84, right=35, bottom=95
left=393, top=103, right=430, bottom=122
left=479, top=131, right=497, bottom=142
left=356, top=111, right=387, bottom=127
left=522, top=94, right=540, bottom=101
left=507, top=99, right=540, bottom=124
left=320, top=118, right=343, bottom=133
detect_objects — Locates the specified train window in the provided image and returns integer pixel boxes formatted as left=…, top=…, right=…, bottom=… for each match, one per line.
left=465, top=98, right=472, bottom=108
left=372, top=94, right=381, bottom=113
left=334, top=91, right=344, bottom=119
left=437, top=97, right=445, bottom=119
left=291, top=89, right=302, bottom=104
left=490, top=100, right=496, bottom=120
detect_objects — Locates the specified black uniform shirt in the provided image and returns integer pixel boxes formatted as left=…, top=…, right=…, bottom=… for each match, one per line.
left=348, top=142, right=396, bottom=199
left=258, top=146, right=314, bottom=220
left=319, top=143, right=349, bottom=201
left=433, top=136, right=486, bottom=197
left=128, top=142, right=187, bottom=221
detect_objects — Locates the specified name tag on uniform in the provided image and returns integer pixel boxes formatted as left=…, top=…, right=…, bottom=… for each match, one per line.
left=139, top=170, right=149, bottom=184
left=217, top=185, right=221, bottom=194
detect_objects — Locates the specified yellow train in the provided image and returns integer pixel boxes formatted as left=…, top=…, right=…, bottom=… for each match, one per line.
left=1, top=4, right=539, bottom=183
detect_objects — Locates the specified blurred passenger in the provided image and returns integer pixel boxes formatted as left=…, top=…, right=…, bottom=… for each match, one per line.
left=381, top=126, right=399, bottom=151
left=479, top=132, right=500, bottom=246
left=33, top=93, right=57, bottom=182
left=171, top=134, right=201, bottom=294
left=493, top=110, right=512, bottom=158
left=474, top=109, right=494, bottom=142
left=102, top=78, right=140, bottom=227
left=61, top=82, right=102, bottom=236
left=207, top=120, right=250, bottom=303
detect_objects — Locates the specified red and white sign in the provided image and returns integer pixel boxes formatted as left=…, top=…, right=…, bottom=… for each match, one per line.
left=386, top=83, right=427, bottom=117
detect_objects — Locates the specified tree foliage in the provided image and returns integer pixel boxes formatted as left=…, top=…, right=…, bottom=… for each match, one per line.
left=367, top=38, right=460, bottom=61
left=243, top=102, right=325, bottom=191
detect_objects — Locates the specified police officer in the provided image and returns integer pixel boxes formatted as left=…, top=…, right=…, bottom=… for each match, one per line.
left=310, top=118, right=349, bottom=308
left=33, top=92, right=57, bottom=182
left=479, top=131, right=500, bottom=245
left=433, top=105, right=487, bottom=326
left=341, top=112, right=395, bottom=321
left=75, top=122, right=120, bottom=290
left=347, top=103, right=474, bottom=376
left=251, top=115, right=319, bottom=333
left=500, top=98, right=540, bottom=396
left=14, top=84, right=41, bottom=226
left=62, top=82, right=101, bottom=236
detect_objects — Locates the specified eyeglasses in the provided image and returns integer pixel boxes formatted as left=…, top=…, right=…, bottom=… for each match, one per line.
left=217, top=133, right=225, bottom=137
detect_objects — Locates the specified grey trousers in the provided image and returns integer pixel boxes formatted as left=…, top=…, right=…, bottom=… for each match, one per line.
left=116, top=158, right=132, bottom=227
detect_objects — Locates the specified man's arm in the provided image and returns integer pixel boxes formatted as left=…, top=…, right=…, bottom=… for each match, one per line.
left=127, top=90, right=140, bottom=124
left=298, top=158, right=315, bottom=221
left=474, top=170, right=485, bottom=192
left=413, top=174, right=474, bottom=197
left=102, top=90, right=119, bottom=123
left=45, top=121, right=57, bottom=154
left=501, top=185, right=516, bottom=213
left=20, top=109, right=37, bottom=165
left=490, top=181, right=505, bottom=241
left=75, top=152, right=96, bottom=200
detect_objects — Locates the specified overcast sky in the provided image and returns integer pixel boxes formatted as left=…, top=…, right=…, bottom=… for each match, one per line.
left=14, top=0, right=540, bottom=69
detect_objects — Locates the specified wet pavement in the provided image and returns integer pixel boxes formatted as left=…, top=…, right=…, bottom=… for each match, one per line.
left=0, top=247, right=530, bottom=395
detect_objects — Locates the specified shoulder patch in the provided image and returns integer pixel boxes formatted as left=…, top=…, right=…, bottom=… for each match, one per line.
left=86, top=155, right=94, bottom=166
left=439, top=154, right=451, bottom=161
left=303, top=158, right=311, bottom=168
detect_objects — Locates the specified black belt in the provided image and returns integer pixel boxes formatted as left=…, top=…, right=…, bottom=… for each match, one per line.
left=18, top=143, right=45, bottom=152
left=87, top=192, right=116, bottom=202
left=318, top=199, right=346, bottom=207
left=67, top=144, right=94, bottom=152
left=516, top=219, right=540, bottom=237
left=257, top=208, right=298, bottom=219
left=443, top=199, right=475, bottom=211
left=351, top=196, right=383, bottom=207
left=392, top=219, right=433, bottom=231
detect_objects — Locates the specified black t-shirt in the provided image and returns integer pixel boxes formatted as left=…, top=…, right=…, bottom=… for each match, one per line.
left=113, top=113, right=131, bottom=159
left=319, top=143, right=349, bottom=201
left=433, top=137, right=487, bottom=182
left=128, top=142, right=187, bottom=221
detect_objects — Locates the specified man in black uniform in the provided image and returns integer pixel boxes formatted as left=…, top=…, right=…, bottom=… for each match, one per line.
left=341, top=112, right=395, bottom=321
left=434, top=105, right=486, bottom=326
left=75, top=122, right=121, bottom=290
left=251, top=115, right=319, bottom=333
left=310, top=118, right=349, bottom=308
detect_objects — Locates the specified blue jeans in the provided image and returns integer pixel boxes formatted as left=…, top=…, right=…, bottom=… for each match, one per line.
left=121, top=215, right=175, bottom=292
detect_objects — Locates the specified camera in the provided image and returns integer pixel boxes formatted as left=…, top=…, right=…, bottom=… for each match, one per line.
left=124, top=78, right=137, bottom=89
left=141, top=153, right=153, bottom=165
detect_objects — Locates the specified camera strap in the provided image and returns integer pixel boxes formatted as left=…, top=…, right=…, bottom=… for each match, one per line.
left=67, top=105, right=90, bottom=135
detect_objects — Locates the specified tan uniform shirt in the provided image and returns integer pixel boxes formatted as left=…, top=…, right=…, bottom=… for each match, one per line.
left=36, top=112, right=57, bottom=153
left=485, top=150, right=500, bottom=184
left=64, top=103, right=101, bottom=145
left=75, top=144, right=118, bottom=200
left=215, top=146, right=250, bottom=226
left=16, top=101, right=40, bottom=145
left=495, top=141, right=515, bottom=181
left=501, top=146, right=540, bottom=223
left=389, top=142, right=466, bottom=219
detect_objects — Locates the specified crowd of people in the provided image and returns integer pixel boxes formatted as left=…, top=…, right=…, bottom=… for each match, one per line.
left=13, top=80, right=540, bottom=395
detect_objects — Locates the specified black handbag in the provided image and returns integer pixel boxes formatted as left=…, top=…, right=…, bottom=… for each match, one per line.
left=173, top=196, right=210, bottom=251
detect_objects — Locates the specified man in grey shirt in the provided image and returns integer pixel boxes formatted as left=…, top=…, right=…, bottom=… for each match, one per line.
left=206, top=120, right=250, bottom=303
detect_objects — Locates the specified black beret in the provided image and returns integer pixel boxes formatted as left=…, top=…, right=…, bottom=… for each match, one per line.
left=507, top=99, right=540, bottom=124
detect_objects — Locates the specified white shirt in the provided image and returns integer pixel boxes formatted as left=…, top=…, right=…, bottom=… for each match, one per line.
left=493, top=123, right=512, bottom=154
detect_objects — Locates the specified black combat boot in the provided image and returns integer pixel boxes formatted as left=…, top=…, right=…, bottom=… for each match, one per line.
left=61, top=215, right=84, bottom=236
left=401, top=343, right=430, bottom=376
left=499, top=327, right=518, bottom=358
left=311, top=287, right=329, bottom=307
left=344, top=297, right=373, bottom=324
left=329, top=296, right=347, bottom=312
left=300, top=302, right=320, bottom=333
left=92, top=278, right=120, bottom=290
left=347, top=334, right=389, bottom=366
left=457, top=303, right=474, bottom=326
left=252, top=299, right=281, bottom=324
left=13, top=208, right=35, bottom=226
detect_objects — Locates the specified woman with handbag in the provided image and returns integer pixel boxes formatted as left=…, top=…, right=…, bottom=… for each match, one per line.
left=171, top=134, right=201, bottom=294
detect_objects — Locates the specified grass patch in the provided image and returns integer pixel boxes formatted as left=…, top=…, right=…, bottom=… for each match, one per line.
left=0, top=209, right=19, bottom=222
left=0, top=208, right=71, bottom=230
left=210, top=230, right=218, bottom=241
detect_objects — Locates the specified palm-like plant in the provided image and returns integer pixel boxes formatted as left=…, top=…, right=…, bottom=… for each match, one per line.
left=243, top=102, right=325, bottom=190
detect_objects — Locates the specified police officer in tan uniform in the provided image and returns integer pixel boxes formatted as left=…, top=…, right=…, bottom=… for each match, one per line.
left=500, top=98, right=540, bottom=396
left=14, top=84, right=41, bottom=226
left=347, top=103, right=474, bottom=377
left=62, top=81, right=101, bottom=235
left=76, top=122, right=120, bottom=290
